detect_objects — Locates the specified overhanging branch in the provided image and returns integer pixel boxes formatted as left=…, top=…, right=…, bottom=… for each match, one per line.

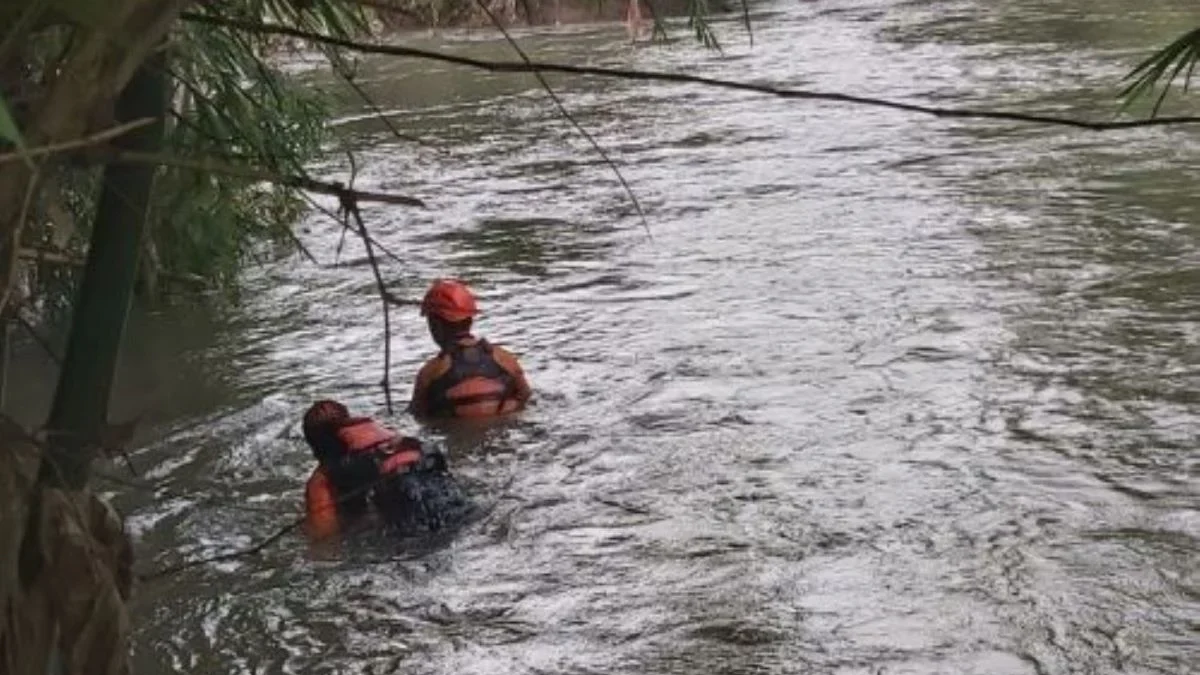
left=99, top=149, right=426, bottom=207
left=0, top=118, right=156, bottom=166
left=179, top=12, right=1200, bottom=131
left=473, top=0, right=651, bottom=236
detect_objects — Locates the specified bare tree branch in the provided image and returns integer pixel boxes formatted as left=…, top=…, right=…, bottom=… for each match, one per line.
left=179, top=12, right=1200, bottom=131
left=137, top=514, right=309, bottom=581
left=330, top=52, right=448, bottom=153
left=98, top=149, right=427, bottom=206
left=297, top=189, right=414, bottom=272
left=338, top=191, right=397, bottom=415
left=0, top=118, right=156, bottom=166
left=473, top=0, right=651, bottom=236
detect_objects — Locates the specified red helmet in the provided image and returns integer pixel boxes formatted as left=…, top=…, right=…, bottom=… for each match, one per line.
left=420, top=279, right=479, bottom=322
left=302, top=399, right=349, bottom=446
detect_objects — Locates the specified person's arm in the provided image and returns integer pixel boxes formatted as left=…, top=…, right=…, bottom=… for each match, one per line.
left=493, top=346, right=533, bottom=404
left=305, top=469, right=341, bottom=543
left=408, top=359, right=437, bottom=418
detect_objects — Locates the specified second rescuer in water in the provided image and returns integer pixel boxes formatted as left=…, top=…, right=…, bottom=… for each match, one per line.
left=409, top=279, right=532, bottom=419
left=302, top=399, right=468, bottom=542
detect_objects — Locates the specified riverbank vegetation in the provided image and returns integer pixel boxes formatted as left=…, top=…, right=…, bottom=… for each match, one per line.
left=0, top=0, right=747, bottom=316
left=0, top=1, right=1197, bottom=673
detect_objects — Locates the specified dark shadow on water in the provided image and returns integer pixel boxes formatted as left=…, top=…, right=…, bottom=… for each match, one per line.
left=418, top=216, right=620, bottom=278
left=2, top=296, right=246, bottom=440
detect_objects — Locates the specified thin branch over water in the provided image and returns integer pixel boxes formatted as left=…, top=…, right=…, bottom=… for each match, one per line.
left=100, top=150, right=426, bottom=206
left=474, top=0, right=651, bottom=236
left=180, top=12, right=1200, bottom=131
left=337, top=186, right=399, bottom=415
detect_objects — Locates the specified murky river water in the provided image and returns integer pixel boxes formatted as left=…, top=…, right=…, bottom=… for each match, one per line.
left=13, top=0, right=1200, bottom=673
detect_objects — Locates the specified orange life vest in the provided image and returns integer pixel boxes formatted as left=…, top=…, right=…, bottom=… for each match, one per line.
left=305, top=419, right=424, bottom=538
left=336, top=417, right=423, bottom=472
left=336, top=418, right=397, bottom=454
left=425, top=340, right=517, bottom=418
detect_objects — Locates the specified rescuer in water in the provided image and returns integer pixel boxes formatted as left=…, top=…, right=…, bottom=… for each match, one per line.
left=409, top=279, right=533, bottom=420
left=301, top=399, right=471, bottom=542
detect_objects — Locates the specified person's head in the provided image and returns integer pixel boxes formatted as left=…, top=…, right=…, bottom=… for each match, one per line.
left=420, top=279, right=479, bottom=347
left=302, top=399, right=349, bottom=461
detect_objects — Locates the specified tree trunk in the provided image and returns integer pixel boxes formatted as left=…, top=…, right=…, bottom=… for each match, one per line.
left=0, top=320, right=10, bottom=411
left=42, top=48, right=167, bottom=489
left=0, top=418, right=134, bottom=675
left=0, top=43, right=169, bottom=675
left=0, top=6, right=187, bottom=674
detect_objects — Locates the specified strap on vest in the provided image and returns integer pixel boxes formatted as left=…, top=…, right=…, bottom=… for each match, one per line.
left=425, top=339, right=516, bottom=417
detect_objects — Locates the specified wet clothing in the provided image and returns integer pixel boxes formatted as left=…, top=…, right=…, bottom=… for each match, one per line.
left=411, top=336, right=532, bottom=419
left=304, top=418, right=468, bottom=539
left=426, top=339, right=516, bottom=416
left=308, top=418, right=420, bottom=515
left=369, top=467, right=473, bottom=535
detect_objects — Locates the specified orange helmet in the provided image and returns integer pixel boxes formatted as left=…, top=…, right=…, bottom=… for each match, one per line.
left=302, top=399, right=349, bottom=447
left=420, top=279, right=479, bottom=322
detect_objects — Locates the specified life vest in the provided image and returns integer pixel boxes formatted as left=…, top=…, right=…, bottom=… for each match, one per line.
left=425, top=339, right=517, bottom=418
left=336, top=417, right=423, bottom=471
left=336, top=418, right=397, bottom=454
left=305, top=419, right=430, bottom=540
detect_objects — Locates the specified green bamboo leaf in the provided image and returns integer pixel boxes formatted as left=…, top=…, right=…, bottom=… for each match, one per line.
left=1120, top=26, right=1200, bottom=116
left=642, top=0, right=671, bottom=44
left=0, top=92, right=33, bottom=168
left=740, top=0, right=753, bottom=46
left=1152, top=44, right=1198, bottom=117
left=1123, top=37, right=1186, bottom=83
left=0, top=92, right=23, bottom=145
left=1121, top=34, right=1191, bottom=91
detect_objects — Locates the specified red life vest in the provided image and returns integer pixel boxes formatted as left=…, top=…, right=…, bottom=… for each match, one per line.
left=336, top=418, right=397, bottom=454
left=425, top=339, right=517, bottom=418
left=335, top=417, right=422, bottom=473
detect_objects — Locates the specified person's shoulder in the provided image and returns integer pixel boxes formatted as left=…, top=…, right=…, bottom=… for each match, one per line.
left=419, top=352, right=448, bottom=372
left=486, top=340, right=515, bottom=355
left=487, top=342, right=526, bottom=369
left=416, top=353, right=450, bottom=384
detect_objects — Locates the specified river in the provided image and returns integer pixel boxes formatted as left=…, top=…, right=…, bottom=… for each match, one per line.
left=10, top=0, right=1200, bottom=673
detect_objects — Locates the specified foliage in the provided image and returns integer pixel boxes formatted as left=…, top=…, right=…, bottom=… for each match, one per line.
left=5, top=0, right=374, bottom=309
left=143, top=0, right=367, bottom=298
left=0, top=93, right=27, bottom=157
left=149, top=17, right=332, bottom=295
left=4, top=0, right=754, bottom=313
left=685, top=0, right=722, bottom=50
left=1121, top=26, right=1200, bottom=117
